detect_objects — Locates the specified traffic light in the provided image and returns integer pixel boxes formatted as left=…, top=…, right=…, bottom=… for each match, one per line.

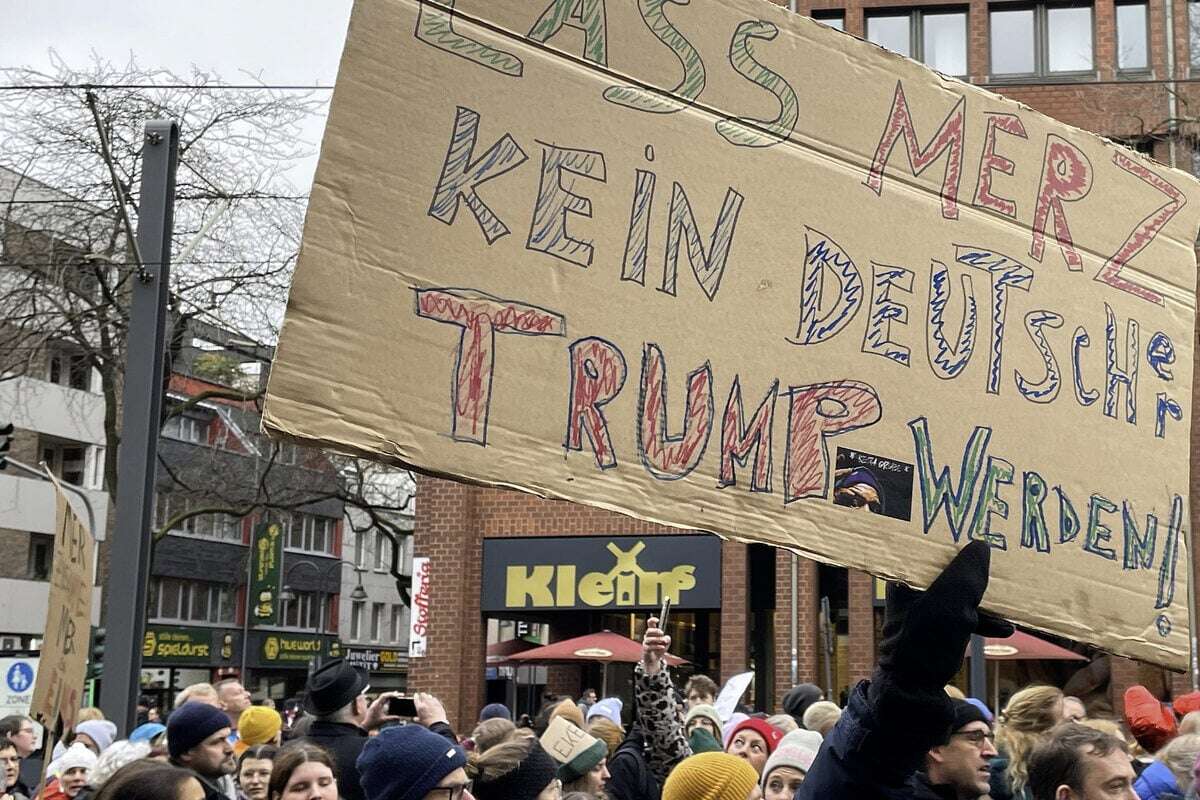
left=0, top=422, right=12, bottom=470
left=88, top=627, right=106, bottom=679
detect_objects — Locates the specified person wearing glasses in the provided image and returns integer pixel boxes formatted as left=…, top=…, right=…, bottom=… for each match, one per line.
left=912, top=701, right=998, bottom=799
left=357, top=724, right=474, bottom=800
left=0, top=716, right=36, bottom=798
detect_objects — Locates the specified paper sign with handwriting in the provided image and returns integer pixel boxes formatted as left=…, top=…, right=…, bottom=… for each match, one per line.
left=265, top=0, right=1200, bottom=667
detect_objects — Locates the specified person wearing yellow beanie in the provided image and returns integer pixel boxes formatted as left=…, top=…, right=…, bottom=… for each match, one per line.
left=662, top=752, right=763, bottom=800
left=234, top=707, right=282, bottom=755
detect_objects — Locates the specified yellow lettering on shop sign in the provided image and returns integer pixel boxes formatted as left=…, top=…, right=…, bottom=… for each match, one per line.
left=504, top=541, right=700, bottom=609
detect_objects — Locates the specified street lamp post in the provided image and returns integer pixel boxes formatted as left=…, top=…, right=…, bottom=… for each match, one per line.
left=277, top=560, right=368, bottom=672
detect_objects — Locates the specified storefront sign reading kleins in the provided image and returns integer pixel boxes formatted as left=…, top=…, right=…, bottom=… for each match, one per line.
left=410, top=557, right=431, bottom=658
left=482, top=536, right=722, bottom=612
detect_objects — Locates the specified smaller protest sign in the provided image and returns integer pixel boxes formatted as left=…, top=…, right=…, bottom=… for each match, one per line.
left=30, top=484, right=94, bottom=733
left=714, top=671, right=755, bottom=722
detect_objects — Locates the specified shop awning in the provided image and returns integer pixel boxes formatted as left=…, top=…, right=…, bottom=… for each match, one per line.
left=509, top=630, right=687, bottom=666
left=966, top=630, right=1087, bottom=661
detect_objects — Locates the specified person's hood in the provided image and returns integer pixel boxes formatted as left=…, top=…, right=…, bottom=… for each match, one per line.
left=781, top=684, right=824, bottom=725
left=1136, top=761, right=1181, bottom=799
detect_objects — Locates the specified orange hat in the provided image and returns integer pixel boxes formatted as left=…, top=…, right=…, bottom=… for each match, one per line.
left=1125, top=686, right=1177, bottom=752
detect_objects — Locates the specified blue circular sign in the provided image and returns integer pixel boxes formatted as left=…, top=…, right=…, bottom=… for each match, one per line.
left=5, top=662, right=32, bottom=693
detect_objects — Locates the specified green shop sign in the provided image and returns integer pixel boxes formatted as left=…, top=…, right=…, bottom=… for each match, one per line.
left=143, top=627, right=222, bottom=664
left=249, top=522, right=285, bottom=627
left=259, top=634, right=341, bottom=665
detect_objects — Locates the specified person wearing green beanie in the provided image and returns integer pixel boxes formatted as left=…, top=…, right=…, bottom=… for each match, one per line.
left=662, top=752, right=762, bottom=800
left=540, top=717, right=609, bottom=798
left=689, top=726, right=724, bottom=754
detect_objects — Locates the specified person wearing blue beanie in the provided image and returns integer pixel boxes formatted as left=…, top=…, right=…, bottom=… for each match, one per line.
left=167, top=701, right=237, bottom=800
left=478, top=704, right=512, bottom=723
left=358, top=724, right=471, bottom=800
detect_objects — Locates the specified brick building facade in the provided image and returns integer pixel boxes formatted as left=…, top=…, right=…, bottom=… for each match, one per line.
left=409, top=0, right=1200, bottom=730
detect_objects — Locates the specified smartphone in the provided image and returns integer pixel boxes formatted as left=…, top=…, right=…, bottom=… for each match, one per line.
left=388, top=696, right=418, bottom=717
left=658, top=597, right=672, bottom=631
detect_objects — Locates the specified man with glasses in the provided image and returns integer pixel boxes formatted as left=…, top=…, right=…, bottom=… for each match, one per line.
left=910, top=700, right=996, bottom=800
left=358, top=723, right=474, bottom=800
left=0, top=716, right=37, bottom=797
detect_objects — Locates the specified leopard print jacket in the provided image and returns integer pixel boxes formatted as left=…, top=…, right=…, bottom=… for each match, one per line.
left=634, top=662, right=692, bottom=784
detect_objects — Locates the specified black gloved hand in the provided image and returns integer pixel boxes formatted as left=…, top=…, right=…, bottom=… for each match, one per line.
left=876, top=541, right=1013, bottom=689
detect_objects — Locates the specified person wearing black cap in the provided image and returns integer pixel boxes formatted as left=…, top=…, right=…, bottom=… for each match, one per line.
left=910, top=700, right=998, bottom=800
left=797, top=542, right=1015, bottom=799
left=167, top=701, right=238, bottom=800
left=298, top=659, right=456, bottom=800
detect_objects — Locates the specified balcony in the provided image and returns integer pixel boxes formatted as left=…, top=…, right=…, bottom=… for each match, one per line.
left=0, top=578, right=102, bottom=635
left=0, top=473, right=108, bottom=539
left=0, top=376, right=105, bottom=445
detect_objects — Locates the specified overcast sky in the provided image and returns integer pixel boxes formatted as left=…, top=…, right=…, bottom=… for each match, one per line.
left=1, top=0, right=354, bottom=189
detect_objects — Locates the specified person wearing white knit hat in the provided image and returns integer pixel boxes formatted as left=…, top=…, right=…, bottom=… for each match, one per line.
left=760, top=730, right=822, bottom=800
left=53, top=743, right=98, bottom=798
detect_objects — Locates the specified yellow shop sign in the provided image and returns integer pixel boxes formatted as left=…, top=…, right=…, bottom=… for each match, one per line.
left=483, top=535, right=721, bottom=612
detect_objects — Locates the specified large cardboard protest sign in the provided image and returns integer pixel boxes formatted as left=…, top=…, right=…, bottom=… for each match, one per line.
left=30, top=485, right=94, bottom=731
left=265, top=0, right=1200, bottom=667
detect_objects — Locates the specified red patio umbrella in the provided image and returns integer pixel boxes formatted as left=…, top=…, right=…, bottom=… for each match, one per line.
left=487, top=638, right=539, bottom=667
left=510, top=630, right=687, bottom=694
left=966, top=630, right=1086, bottom=711
left=965, top=631, right=1087, bottom=661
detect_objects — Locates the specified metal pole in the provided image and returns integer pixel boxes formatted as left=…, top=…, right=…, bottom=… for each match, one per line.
left=968, top=635, right=987, bottom=700
left=240, top=550, right=253, bottom=682
left=1164, top=0, right=1179, bottom=168
left=790, top=554, right=798, bottom=685
left=99, top=121, right=178, bottom=733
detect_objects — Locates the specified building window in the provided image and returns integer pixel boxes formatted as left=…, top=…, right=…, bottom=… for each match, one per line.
left=374, top=532, right=392, bottom=573
left=990, top=3, right=1094, bottom=77
left=370, top=603, right=385, bottom=642
left=866, top=9, right=968, bottom=76
left=1116, top=2, right=1149, bottom=71
left=813, top=11, right=845, bottom=30
left=350, top=601, right=365, bottom=641
left=148, top=577, right=236, bottom=625
left=279, top=591, right=330, bottom=631
left=287, top=513, right=336, bottom=555
left=155, top=494, right=242, bottom=542
left=1191, top=0, right=1200, bottom=69
left=390, top=605, right=404, bottom=644
left=47, top=348, right=91, bottom=391
left=162, top=415, right=208, bottom=444
left=27, top=534, right=53, bottom=581
left=40, top=440, right=87, bottom=487
left=354, top=530, right=367, bottom=569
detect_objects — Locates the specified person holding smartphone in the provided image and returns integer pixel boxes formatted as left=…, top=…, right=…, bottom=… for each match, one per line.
left=297, top=659, right=459, bottom=800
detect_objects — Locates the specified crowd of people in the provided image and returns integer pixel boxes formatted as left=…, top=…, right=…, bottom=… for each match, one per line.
left=3, top=543, right=1200, bottom=799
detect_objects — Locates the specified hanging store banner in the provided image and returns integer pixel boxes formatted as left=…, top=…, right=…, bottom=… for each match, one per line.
left=30, top=485, right=94, bottom=731
left=250, top=522, right=285, bottom=627
left=410, top=557, right=431, bottom=658
left=263, top=0, right=1200, bottom=667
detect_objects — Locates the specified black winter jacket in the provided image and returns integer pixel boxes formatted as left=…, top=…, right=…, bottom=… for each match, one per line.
left=606, top=727, right=660, bottom=800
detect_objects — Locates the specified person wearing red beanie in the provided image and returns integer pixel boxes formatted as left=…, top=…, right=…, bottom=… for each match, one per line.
left=725, top=719, right=784, bottom=776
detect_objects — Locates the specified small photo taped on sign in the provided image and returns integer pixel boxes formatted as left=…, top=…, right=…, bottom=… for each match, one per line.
left=832, top=447, right=914, bottom=522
